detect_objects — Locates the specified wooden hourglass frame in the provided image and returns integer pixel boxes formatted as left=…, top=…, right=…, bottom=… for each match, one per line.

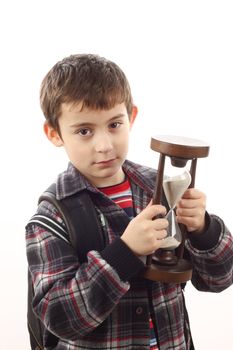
left=143, top=135, right=209, bottom=283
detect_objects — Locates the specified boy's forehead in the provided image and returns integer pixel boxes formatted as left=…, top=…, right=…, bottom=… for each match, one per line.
left=60, top=102, right=128, bottom=115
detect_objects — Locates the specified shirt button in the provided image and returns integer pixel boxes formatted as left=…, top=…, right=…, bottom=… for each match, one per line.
left=135, top=306, right=143, bottom=315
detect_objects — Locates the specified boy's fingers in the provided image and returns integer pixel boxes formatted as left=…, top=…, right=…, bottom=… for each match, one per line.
left=141, top=204, right=167, bottom=220
left=154, top=219, right=169, bottom=230
left=182, top=188, right=203, bottom=199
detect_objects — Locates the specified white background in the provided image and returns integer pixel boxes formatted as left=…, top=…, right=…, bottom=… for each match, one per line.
left=0, top=1, right=232, bottom=349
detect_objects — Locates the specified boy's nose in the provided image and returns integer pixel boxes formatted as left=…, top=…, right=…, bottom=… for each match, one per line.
left=94, top=133, right=113, bottom=153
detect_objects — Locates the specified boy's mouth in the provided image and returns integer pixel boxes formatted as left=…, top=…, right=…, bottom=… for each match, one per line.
left=95, top=158, right=116, bottom=165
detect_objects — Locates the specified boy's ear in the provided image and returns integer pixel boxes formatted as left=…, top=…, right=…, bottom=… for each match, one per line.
left=43, top=122, right=63, bottom=147
left=129, top=105, right=138, bottom=128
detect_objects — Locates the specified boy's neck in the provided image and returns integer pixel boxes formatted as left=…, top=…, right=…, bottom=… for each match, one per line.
left=98, top=174, right=126, bottom=190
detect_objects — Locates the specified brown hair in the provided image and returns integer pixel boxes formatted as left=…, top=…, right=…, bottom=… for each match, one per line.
left=40, top=54, right=133, bottom=131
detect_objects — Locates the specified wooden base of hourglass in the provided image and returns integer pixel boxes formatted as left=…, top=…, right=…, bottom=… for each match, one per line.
left=143, top=135, right=209, bottom=284
left=143, top=258, right=193, bottom=284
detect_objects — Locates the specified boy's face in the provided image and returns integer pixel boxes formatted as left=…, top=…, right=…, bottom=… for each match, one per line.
left=45, top=103, right=137, bottom=187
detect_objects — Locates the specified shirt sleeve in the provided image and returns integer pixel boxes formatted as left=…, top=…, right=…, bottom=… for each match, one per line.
left=185, top=214, right=233, bottom=292
left=26, top=200, right=133, bottom=341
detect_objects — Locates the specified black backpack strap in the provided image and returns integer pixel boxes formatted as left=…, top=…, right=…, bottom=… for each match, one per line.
left=60, top=191, right=105, bottom=262
left=27, top=214, right=70, bottom=244
left=38, top=183, right=105, bottom=262
left=27, top=269, right=44, bottom=350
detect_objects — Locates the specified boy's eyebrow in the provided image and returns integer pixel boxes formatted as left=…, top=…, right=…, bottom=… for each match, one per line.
left=69, top=113, right=126, bottom=128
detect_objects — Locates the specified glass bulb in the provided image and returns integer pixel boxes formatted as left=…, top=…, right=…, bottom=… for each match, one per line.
left=160, top=170, right=191, bottom=249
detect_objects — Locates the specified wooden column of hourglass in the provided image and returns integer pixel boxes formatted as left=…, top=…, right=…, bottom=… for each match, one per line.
left=143, top=135, right=209, bottom=283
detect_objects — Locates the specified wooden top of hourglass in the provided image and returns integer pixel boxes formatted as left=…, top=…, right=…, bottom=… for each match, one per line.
left=151, top=135, right=210, bottom=160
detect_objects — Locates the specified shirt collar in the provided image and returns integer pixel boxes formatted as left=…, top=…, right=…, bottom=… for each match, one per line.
left=56, top=160, right=155, bottom=200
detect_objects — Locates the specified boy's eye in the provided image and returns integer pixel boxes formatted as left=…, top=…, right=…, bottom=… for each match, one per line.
left=77, top=128, right=92, bottom=136
left=109, top=122, right=121, bottom=129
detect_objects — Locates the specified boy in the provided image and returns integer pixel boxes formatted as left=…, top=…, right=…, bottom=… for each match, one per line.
left=26, top=54, right=233, bottom=350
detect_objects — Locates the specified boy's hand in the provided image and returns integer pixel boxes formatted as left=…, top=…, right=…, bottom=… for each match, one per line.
left=176, top=188, right=206, bottom=233
left=121, top=203, right=168, bottom=256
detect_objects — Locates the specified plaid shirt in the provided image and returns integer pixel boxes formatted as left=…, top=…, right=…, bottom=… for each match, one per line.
left=26, top=160, right=233, bottom=350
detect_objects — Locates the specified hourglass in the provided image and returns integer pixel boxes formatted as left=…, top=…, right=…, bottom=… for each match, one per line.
left=143, top=135, right=209, bottom=283
left=159, top=170, right=191, bottom=254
